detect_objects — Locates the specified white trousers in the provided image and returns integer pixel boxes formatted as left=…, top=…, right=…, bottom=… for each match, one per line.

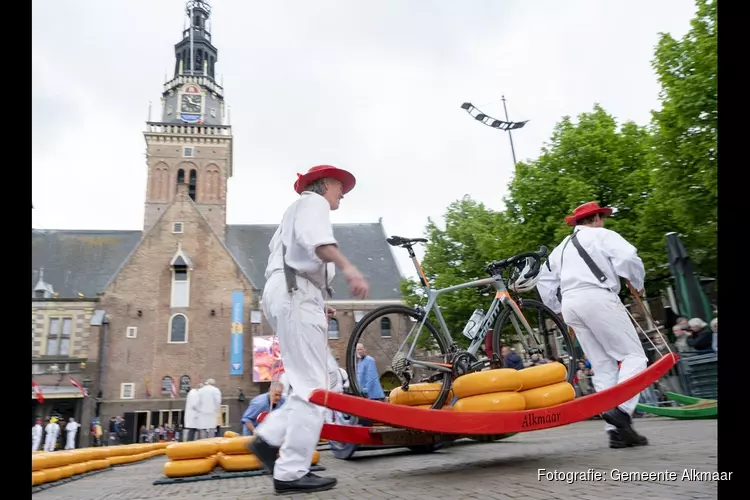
left=561, top=287, right=648, bottom=433
left=65, top=431, right=77, bottom=449
left=32, top=436, right=41, bottom=452
left=256, top=273, right=340, bottom=482
left=44, top=433, right=57, bottom=451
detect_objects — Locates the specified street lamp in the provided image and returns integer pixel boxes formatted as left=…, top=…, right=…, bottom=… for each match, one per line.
left=460, top=96, right=528, bottom=165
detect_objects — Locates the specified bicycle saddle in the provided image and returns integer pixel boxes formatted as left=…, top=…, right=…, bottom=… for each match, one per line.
left=386, top=236, right=428, bottom=247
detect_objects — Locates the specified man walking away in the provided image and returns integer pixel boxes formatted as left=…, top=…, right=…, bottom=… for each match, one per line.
left=65, top=417, right=80, bottom=449
left=32, top=418, right=43, bottom=452
left=184, top=383, right=201, bottom=441
left=537, top=202, right=649, bottom=449
left=251, top=165, right=369, bottom=495
left=197, top=379, right=222, bottom=439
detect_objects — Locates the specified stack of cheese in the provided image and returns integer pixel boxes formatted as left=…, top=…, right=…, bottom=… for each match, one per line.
left=387, top=383, right=455, bottom=410
left=451, top=362, right=575, bottom=412
left=163, top=439, right=221, bottom=478
left=32, top=442, right=169, bottom=486
left=162, top=431, right=321, bottom=478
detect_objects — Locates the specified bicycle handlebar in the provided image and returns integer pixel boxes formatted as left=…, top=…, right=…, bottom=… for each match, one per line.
left=485, top=246, right=548, bottom=278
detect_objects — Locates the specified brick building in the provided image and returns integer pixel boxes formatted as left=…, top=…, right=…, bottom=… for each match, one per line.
left=31, top=0, right=404, bottom=443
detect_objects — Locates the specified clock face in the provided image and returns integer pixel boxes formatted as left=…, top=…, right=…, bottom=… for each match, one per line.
left=181, top=94, right=202, bottom=114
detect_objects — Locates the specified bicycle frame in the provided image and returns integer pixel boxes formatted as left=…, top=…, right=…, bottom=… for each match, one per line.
left=399, top=247, right=540, bottom=374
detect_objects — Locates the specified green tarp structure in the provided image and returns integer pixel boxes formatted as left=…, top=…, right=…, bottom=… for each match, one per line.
left=666, top=232, right=713, bottom=322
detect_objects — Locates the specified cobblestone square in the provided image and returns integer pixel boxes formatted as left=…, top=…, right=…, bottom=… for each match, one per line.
left=33, top=418, right=719, bottom=500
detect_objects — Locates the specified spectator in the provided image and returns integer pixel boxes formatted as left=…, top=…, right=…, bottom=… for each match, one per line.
left=710, top=317, right=718, bottom=352
left=686, top=318, right=713, bottom=351
left=501, top=346, right=524, bottom=370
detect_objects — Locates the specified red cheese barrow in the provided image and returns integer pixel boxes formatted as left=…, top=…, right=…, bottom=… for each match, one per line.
left=258, top=353, right=677, bottom=460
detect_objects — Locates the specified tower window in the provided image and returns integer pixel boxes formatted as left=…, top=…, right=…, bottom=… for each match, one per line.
left=172, top=222, right=184, bottom=234
left=183, top=147, right=194, bottom=158
left=177, top=169, right=185, bottom=184
left=171, top=265, right=190, bottom=308
left=168, top=313, right=188, bottom=343
left=381, top=317, right=392, bottom=338
left=189, top=170, right=197, bottom=201
left=328, top=319, right=339, bottom=340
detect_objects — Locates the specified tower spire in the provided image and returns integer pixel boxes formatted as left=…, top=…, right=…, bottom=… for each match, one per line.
left=173, top=1, right=217, bottom=80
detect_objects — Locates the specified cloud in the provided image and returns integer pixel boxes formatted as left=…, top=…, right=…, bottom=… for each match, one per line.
left=32, top=0, right=697, bottom=275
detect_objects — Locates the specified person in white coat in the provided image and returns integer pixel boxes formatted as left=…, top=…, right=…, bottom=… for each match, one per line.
left=250, top=165, right=369, bottom=495
left=196, top=379, right=222, bottom=438
left=183, top=384, right=201, bottom=441
left=537, top=202, right=649, bottom=449
left=32, top=418, right=43, bottom=452
left=44, top=417, right=60, bottom=451
left=65, top=417, right=81, bottom=449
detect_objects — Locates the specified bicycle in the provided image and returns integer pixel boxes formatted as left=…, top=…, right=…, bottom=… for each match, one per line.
left=345, top=236, right=577, bottom=411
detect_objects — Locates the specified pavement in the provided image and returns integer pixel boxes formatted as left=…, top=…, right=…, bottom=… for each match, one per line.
left=33, top=417, right=720, bottom=500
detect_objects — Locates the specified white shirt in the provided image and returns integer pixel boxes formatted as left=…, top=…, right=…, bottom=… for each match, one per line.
left=32, top=424, right=42, bottom=439
left=66, top=422, right=80, bottom=433
left=45, top=422, right=60, bottom=437
left=536, top=226, right=645, bottom=314
left=266, top=192, right=337, bottom=287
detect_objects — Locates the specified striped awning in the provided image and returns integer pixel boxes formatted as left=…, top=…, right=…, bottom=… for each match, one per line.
left=32, top=385, right=84, bottom=400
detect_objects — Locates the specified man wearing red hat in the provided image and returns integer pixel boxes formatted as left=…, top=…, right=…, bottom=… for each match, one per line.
left=536, top=202, right=649, bottom=449
left=250, top=165, right=369, bottom=495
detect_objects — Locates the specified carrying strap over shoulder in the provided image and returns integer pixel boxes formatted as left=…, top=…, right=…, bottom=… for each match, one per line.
left=281, top=201, right=333, bottom=298
left=551, top=230, right=608, bottom=301
left=569, top=231, right=608, bottom=284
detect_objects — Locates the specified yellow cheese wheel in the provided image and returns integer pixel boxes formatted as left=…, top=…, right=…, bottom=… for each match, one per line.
left=42, top=467, right=62, bottom=483
left=224, top=430, right=239, bottom=438
left=72, top=462, right=88, bottom=475
left=388, top=383, right=451, bottom=406
left=517, top=362, right=567, bottom=391
left=108, top=454, right=139, bottom=465
left=163, top=457, right=216, bottom=478
left=90, top=459, right=110, bottom=470
left=32, top=454, right=52, bottom=472
left=58, top=464, right=76, bottom=479
left=91, top=448, right=110, bottom=460
left=166, top=440, right=220, bottom=460
left=453, top=391, right=526, bottom=412
left=218, top=453, right=263, bottom=472
left=452, top=369, right=523, bottom=398
left=520, top=381, right=576, bottom=409
left=32, top=470, right=46, bottom=486
left=219, top=436, right=254, bottom=455
left=414, top=404, right=454, bottom=410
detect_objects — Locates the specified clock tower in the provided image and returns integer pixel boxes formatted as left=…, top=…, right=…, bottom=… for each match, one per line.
left=143, top=0, right=233, bottom=239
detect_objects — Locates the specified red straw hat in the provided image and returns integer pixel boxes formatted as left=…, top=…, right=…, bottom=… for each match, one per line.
left=564, top=202, right=613, bottom=226
left=294, top=165, right=356, bottom=195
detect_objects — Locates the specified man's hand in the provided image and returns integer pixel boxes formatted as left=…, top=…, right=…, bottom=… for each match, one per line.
left=325, top=306, right=337, bottom=319
left=343, top=265, right=369, bottom=299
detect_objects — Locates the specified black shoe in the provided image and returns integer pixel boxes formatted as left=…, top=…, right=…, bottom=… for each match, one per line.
left=608, top=430, right=628, bottom=449
left=250, top=436, right=279, bottom=473
left=602, top=407, right=632, bottom=429
left=274, top=472, right=337, bottom=495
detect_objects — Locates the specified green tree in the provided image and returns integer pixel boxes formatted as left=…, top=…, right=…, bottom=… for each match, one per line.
left=500, top=105, right=654, bottom=259
left=639, top=0, right=717, bottom=280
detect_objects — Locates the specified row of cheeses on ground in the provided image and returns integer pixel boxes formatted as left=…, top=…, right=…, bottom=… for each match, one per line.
left=32, top=442, right=171, bottom=486
left=388, top=362, right=575, bottom=410
left=162, top=431, right=320, bottom=478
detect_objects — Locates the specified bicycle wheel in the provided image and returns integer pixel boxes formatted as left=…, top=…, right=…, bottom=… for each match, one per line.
left=491, top=299, right=577, bottom=383
left=346, top=305, right=453, bottom=409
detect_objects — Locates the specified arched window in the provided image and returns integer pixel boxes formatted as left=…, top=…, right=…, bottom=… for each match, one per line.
left=179, top=375, right=191, bottom=394
left=381, top=317, right=391, bottom=338
left=169, top=314, right=188, bottom=343
left=328, top=319, right=339, bottom=340
left=177, top=169, right=185, bottom=184
left=189, top=169, right=197, bottom=201
left=161, top=376, right=173, bottom=396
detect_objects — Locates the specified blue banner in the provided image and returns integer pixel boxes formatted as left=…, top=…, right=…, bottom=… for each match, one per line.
left=230, top=291, right=244, bottom=376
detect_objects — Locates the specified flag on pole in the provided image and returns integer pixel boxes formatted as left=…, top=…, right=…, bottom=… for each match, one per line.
left=69, top=377, right=89, bottom=397
left=171, top=380, right=178, bottom=398
left=32, top=381, right=44, bottom=403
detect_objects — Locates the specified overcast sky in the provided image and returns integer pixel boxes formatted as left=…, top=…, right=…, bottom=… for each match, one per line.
left=32, top=0, right=696, bottom=278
